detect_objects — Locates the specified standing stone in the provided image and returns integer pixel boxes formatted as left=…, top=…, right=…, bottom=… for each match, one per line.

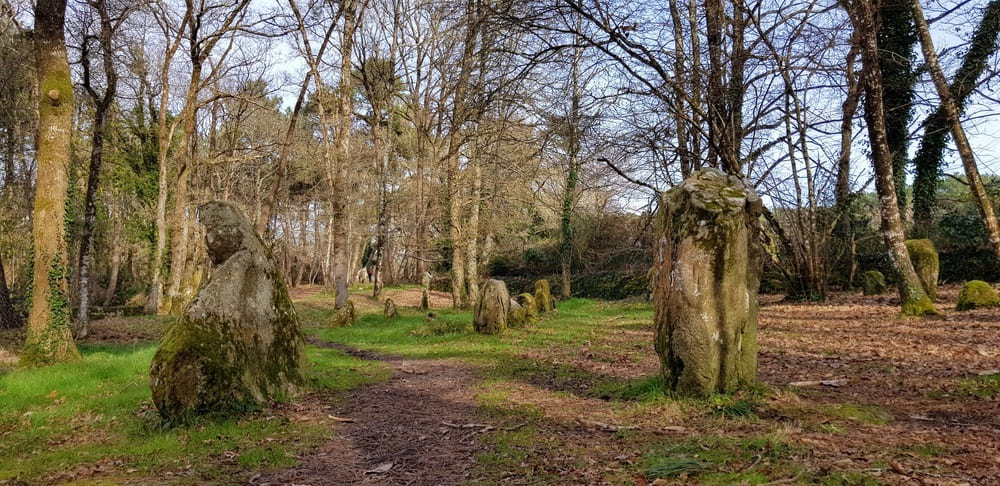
left=384, top=298, right=399, bottom=319
left=149, top=201, right=306, bottom=422
left=534, top=279, right=554, bottom=314
left=508, top=298, right=527, bottom=328
left=862, top=270, right=887, bottom=296
left=420, top=272, right=432, bottom=310
left=516, top=293, right=538, bottom=321
left=474, top=279, right=510, bottom=335
left=652, top=169, right=763, bottom=397
left=331, top=300, right=356, bottom=327
left=905, top=239, right=939, bottom=301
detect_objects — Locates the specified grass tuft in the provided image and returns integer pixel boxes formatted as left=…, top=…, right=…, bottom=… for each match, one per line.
left=644, top=456, right=704, bottom=479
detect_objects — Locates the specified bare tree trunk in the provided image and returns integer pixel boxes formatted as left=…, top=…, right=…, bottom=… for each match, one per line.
left=911, top=0, right=1000, bottom=263
left=333, top=0, right=360, bottom=309
left=837, top=44, right=861, bottom=289
left=147, top=9, right=190, bottom=315
left=76, top=0, right=119, bottom=338
left=444, top=0, right=480, bottom=309
left=23, top=0, right=80, bottom=364
left=103, top=212, right=122, bottom=306
left=466, top=161, right=482, bottom=306
left=846, top=0, right=937, bottom=316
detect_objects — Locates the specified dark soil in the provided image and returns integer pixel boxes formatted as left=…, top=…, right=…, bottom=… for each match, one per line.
left=256, top=341, right=487, bottom=485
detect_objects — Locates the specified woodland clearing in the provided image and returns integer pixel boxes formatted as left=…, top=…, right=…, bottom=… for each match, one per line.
left=1, top=284, right=998, bottom=485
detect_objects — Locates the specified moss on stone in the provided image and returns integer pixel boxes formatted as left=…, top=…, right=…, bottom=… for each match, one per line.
left=148, top=202, right=307, bottom=423
left=862, top=270, right=887, bottom=296
left=384, top=298, right=399, bottom=319
left=956, top=280, right=1000, bottom=311
left=331, top=300, right=356, bottom=327
left=900, top=295, right=942, bottom=317
left=508, top=299, right=527, bottom=328
left=534, top=279, right=554, bottom=314
left=653, top=169, right=762, bottom=398
left=905, top=239, right=939, bottom=301
left=516, top=293, right=538, bottom=321
left=474, top=279, right=509, bottom=335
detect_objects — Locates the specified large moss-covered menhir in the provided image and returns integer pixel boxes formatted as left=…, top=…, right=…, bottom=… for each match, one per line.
left=474, top=279, right=510, bottom=335
left=956, top=280, right=1000, bottom=311
left=149, top=202, right=307, bottom=422
left=653, top=169, right=763, bottom=397
left=534, top=279, right=554, bottom=314
left=905, top=239, right=939, bottom=300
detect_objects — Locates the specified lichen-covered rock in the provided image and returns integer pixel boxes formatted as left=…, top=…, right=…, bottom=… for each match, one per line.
left=384, top=298, right=399, bottom=319
left=862, top=270, right=887, bottom=296
left=534, top=279, right=554, bottom=314
left=331, top=300, right=356, bottom=327
left=956, top=280, right=1000, bottom=311
left=906, top=239, right=939, bottom=300
left=149, top=201, right=306, bottom=422
left=474, top=279, right=509, bottom=335
left=508, top=299, right=527, bottom=328
left=517, top=293, right=538, bottom=321
left=653, top=169, right=762, bottom=397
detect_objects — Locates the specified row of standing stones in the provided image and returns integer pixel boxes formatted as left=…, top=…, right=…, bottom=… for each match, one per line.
left=471, top=278, right=554, bottom=335
left=147, top=168, right=844, bottom=422
left=862, top=239, right=1000, bottom=311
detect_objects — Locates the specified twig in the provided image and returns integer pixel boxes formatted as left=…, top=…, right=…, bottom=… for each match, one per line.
left=442, top=421, right=495, bottom=431
left=327, top=415, right=355, bottom=423
left=579, top=419, right=639, bottom=432
left=504, top=422, right=528, bottom=432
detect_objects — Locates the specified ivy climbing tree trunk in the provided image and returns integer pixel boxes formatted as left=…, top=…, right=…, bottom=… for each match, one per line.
left=0, top=256, right=19, bottom=329
left=845, top=0, right=938, bottom=316
left=878, top=0, right=917, bottom=215
left=22, top=0, right=80, bottom=364
left=911, top=0, right=1000, bottom=264
left=911, top=0, right=1000, bottom=237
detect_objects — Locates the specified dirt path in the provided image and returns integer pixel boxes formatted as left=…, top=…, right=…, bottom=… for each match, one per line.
left=257, top=340, right=488, bottom=485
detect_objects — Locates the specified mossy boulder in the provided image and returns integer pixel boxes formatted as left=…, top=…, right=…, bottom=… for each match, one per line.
left=474, top=279, right=509, bottom=335
left=384, top=298, right=399, bottom=319
left=652, top=169, right=762, bottom=397
left=508, top=299, right=527, bottom=328
left=331, top=300, right=356, bottom=327
left=516, top=293, right=538, bottom=321
left=862, top=270, right=887, bottom=296
left=534, top=279, right=554, bottom=314
left=956, top=280, right=1000, bottom=311
left=149, top=202, right=307, bottom=423
left=905, top=239, right=939, bottom=301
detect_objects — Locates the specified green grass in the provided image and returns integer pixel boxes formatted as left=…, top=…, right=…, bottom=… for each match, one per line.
left=957, top=373, right=1000, bottom=399
left=640, top=433, right=798, bottom=484
left=310, top=298, right=652, bottom=361
left=0, top=342, right=387, bottom=482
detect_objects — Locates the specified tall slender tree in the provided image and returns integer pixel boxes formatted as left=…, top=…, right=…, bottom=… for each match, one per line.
left=75, top=0, right=123, bottom=338
left=911, top=0, right=1000, bottom=264
left=911, top=0, right=1000, bottom=237
left=22, top=0, right=81, bottom=364
left=843, top=0, right=938, bottom=316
